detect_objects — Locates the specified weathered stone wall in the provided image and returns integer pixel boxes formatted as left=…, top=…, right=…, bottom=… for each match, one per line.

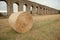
left=0, top=0, right=59, bottom=16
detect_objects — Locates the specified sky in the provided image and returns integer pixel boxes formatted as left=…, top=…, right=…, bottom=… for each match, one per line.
left=0, top=0, right=60, bottom=12
left=29, top=0, right=60, bottom=10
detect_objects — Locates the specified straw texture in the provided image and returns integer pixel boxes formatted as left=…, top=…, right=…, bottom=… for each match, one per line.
left=8, top=11, right=33, bottom=33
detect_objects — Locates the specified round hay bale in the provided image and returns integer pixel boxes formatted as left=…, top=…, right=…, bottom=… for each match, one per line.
left=8, top=11, right=33, bottom=33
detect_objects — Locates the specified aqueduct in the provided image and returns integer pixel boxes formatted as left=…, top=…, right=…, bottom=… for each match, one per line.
left=0, top=0, right=60, bottom=16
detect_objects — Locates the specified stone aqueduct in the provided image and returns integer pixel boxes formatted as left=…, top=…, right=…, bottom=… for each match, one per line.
left=0, top=0, right=60, bottom=16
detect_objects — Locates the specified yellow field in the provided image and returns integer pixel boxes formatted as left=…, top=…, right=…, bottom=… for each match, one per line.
left=0, top=14, right=60, bottom=40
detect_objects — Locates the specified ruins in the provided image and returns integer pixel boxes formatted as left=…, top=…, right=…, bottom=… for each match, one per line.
left=0, top=0, right=60, bottom=16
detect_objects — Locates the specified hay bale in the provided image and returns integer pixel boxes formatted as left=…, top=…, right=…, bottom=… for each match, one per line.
left=8, top=11, right=33, bottom=33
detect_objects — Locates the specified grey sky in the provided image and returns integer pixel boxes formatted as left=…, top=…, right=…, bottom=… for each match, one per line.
left=30, top=0, right=60, bottom=10
left=0, top=1, right=7, bottom=11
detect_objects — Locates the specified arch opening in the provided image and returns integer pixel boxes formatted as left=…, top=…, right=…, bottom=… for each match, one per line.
left=40, top=7, right=42, bottom=9
left=36, top=7, right=38, bottom=14
left=0, top=1, right=7, bottom=15
left=43, top=8, right=45, bottom=10
left=23, top=4, right=27, bottom=12
left=13, top=3, right=18, bottom=13
left=30, top=6, right=33, bottom=14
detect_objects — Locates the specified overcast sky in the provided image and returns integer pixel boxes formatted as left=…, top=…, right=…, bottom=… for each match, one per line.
left=29, top=0, right=60, bottom=10
left=0, top=0, right=60, bottom=12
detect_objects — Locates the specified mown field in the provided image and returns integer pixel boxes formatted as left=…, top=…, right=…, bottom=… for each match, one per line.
left=0, top=14, right=60, bottom=40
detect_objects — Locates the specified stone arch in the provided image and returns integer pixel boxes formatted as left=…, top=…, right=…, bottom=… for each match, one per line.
left=46, top=8, right=47, bottom=14
left=43, top=8, right=45, bottom=14
left=40, top=7, right=42, bottom=9
left=13, top=3, right=19, bottom=13
left=36, top=6, right=38, bottom=14
left=30, top=6, right=33, bottom=14
left=23, top=4, right=27, bottom=12
left=0, top=1, right=7, bottom=15
left=43, top=8, right=45, bottom=10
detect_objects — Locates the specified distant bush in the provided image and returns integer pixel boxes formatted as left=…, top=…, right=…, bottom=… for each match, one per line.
left=0, top=12, right=7, bottom=17
left=0, top=13, right=3, bottom=16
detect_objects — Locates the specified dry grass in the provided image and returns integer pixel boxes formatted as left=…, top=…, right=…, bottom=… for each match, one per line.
left=0, top=14, right=60, bottom=40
